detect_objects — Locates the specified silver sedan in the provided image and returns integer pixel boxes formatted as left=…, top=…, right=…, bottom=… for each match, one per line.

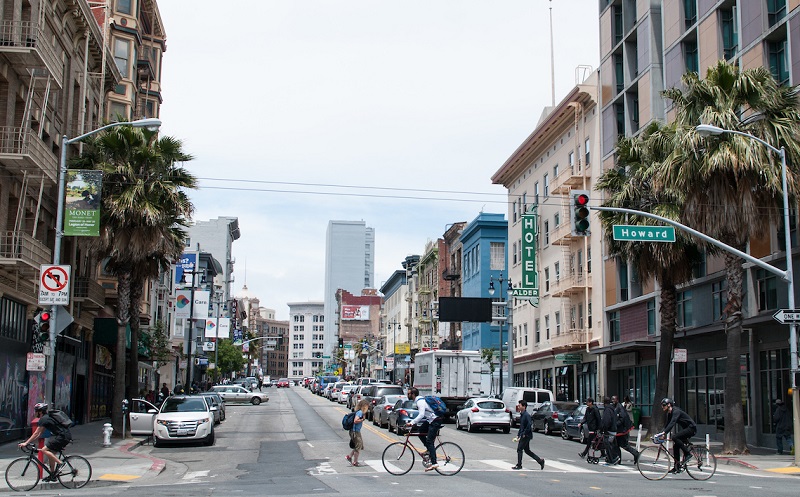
left=455, top=397, right=511, bottom=433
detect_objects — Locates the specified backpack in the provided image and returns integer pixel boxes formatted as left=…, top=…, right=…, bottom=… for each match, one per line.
left=423, top=396, right=448, bottom=417
left=49, top=410, right=73, bottom=430
left=616, top=405, right=632, bottom=432
left=342, top=411, right=357, bottom=431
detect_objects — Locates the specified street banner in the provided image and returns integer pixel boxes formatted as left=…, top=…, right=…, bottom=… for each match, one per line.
left=205, top=319, right=217, bottom=338
left=192, top=290, right=210, bottom=319
left=174, top=289, right=192, bottom=319
left=175, top=253, right=196, bottom=285
left=217, top=317, right=231, bottom=338
left=64, top=170, right=102, bottom=236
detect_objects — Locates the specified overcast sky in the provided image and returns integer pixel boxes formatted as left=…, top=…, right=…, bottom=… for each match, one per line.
left=157, top=1, right=600, bottom=320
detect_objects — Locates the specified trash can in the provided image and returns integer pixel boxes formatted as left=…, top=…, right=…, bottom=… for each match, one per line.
left=632, top=407, right=641, bottom=426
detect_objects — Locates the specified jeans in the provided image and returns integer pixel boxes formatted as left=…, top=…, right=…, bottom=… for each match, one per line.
left=672, top=427, right=696, bottom=467
left=417, top=418, right=443, bottom=464
left=776, top=432, right=794, bottom=454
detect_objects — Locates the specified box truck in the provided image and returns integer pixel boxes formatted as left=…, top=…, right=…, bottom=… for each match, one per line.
left=413, top=350, right=482, bottom=418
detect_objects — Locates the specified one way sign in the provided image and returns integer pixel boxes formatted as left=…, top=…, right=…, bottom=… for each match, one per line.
left=773, top=309, right=800, bottom=324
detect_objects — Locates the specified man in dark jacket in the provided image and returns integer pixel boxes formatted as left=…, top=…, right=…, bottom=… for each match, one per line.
left=657, top=397, right=697, bottom=473
left=773, top=399, right=794, bottom=455
left=578, top=397, right=601, bottom=459
left=600, top=396, right=620, bottom=464
left=512, top=400, right=545, bottom=470
left=612, top=395, right=639, bottom=464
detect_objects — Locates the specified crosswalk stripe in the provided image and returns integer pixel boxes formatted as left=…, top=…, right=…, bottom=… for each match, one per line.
left=538, top=459, right=597, bottom=473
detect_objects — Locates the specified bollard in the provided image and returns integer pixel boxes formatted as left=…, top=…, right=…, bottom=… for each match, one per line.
left=635, top=424, right=642, bottom=451
left=102, top=423, right=113, bottom=447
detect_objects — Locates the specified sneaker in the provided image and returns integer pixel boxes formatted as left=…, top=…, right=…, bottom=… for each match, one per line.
left=42, top=475, right=57, bottom=483
left=633, top=452, right=640, bottom=465
left=352, top=462, right=364, bottom=467
left=668, top=467, right=681, bottom=474
left=539, top=458, right=545, bottom=470
left=511, top=465, right=522, bottom=470
left=345, top=455, right=352, bottom=465
left=578, top=452, right=587, bottom=459
left=425, top=463, right=439, bottom=472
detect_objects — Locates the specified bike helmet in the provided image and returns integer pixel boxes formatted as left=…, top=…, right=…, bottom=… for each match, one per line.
left=33, top=402, right=48, bottom=412
left=660, top=397, right=673, bottom=407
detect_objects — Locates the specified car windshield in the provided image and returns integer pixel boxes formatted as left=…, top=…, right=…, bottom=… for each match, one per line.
left=162, top=398, right=207, bottom=412
left=477, top=401, right=505, bottom=410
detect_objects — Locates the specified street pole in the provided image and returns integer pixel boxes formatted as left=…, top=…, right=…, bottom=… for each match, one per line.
left=186, top=277, right=195, bottom=389
left=47, top=118, right=160, bottom=406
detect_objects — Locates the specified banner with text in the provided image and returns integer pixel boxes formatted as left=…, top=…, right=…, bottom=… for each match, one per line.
left=511, top=207, right=539, bottom=304
left=64, top=170, right=102, bottom=236
left=342, top=305, right=370, bottom=320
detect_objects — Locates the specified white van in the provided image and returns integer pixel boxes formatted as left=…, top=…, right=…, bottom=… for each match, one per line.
left=502, top=387, right=555, bottom=426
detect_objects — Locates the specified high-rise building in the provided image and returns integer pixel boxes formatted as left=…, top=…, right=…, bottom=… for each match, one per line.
left=323, top=220, right=375, bottom=366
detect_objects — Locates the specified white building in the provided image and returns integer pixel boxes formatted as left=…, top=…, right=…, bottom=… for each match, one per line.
left=187, top=217, right=240, bottom=305
left=323, top=220, right=375, bottom=366
left=288, top=301, right=326, bottom=379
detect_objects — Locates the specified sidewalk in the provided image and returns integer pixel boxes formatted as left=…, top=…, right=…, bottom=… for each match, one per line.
left=680, top=439, right=800, bottom=475
left=0, top=419, right=165, bottom=491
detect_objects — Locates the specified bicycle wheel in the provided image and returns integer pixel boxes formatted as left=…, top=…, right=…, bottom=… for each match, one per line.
left=685, top=447, right=716, bottom=481
left=382, top=442, right=415, bottom=475
left=636, top=446, right=671, bottom=480
left=58, top=455, right=92, bottom=489
left=5, top=457, right=41, bottom=491
left=434, top=442, right=465, bottom=476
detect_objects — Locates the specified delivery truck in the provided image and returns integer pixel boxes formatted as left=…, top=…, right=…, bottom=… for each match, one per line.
left=413, top=350, right=482, bottom=418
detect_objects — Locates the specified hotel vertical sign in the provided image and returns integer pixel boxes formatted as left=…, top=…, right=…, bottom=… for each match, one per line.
left=511, top=206, right=539, bottom=306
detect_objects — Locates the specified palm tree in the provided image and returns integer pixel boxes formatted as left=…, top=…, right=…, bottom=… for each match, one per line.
left=73, top=125, right=195, bottom=436
left=596, top=122, right=703, bottom=434
left=658, top=60, right=800, bottom=453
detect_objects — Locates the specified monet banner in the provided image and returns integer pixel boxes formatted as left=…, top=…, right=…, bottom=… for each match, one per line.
left=64, top=170, right=103, bottom=236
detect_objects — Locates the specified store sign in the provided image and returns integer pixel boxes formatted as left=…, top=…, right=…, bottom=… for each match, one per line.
left=512, top=207, right=539, bottom=304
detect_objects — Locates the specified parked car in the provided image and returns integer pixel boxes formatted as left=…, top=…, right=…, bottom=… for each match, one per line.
left=532, top=401, right=579, bottom=436
left=129, top=398, right=160, bottom=436
left=153, top=395, right=215, bottom=447
left=387, top=399, right=420, bottom=435
left=276, top=378, right=290, bottom=388
left=209, top=385, right=269, bottom=405
left=355, top=377, right=377, bottom=386
left=235, top=376, right=259, bottom=390
left=203, top=392, right=226, bottom=421
left=455, top=397, right=511, bottom=433
left=349, top=384, right=370, bottom=410
left=561, top=404, right=605, bottom=443
left=362, top=383, right=405, bottom=420
left=338, top=384, right=356, bottom=404
left=315, top=375, right=341, bottom=395
left=372, top=394, right=408, bottom=428
left=329, top=381, right=349, bottom=401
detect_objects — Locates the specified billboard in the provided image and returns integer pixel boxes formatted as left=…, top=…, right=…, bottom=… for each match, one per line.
left=341, top=305, right=370, bottom=320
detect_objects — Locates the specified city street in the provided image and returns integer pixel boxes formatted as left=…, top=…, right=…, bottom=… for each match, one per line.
left=11, top=386, right=795, bottom=496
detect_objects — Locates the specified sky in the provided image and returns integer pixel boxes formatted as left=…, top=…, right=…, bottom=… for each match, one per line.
left=156, top=1, right=600, bottom=320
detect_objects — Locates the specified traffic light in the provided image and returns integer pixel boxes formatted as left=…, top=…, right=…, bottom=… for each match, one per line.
left=35, top=309, right=51, bottom=342
left=570, top=190, right=591, bottom=236
left=338, top=338, right=343, bottom=349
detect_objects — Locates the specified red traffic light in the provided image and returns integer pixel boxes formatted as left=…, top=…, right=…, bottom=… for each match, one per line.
left=575, top=193, right=590, bottom=206
left=40, top=311, right=50, bottom=322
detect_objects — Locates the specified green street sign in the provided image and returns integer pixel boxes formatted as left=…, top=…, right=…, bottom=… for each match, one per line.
left=613, top=225, right=675, bottom=242
left=555, top=353, right=582, bottom=361
left=343, top=344, right=352, bottom=349
left=322, top=355, right=331, bottom=359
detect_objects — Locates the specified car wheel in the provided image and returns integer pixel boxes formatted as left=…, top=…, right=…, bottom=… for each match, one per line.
left=544, top=422, right=552, bottom=436
left=561, top=427, right=571, bottom=440
left=251, top=397, right=261, bottom=405
left=533, top=421, right=540, bottom=433
left=153, top=437, right=163, bottom=448
left=203, top=428, right=215, bottom=446
left=502, top=426, right=510, bottom=434
left=467, top=418, right=476, bottom=433
left=455, top=417, right=462, bottom=430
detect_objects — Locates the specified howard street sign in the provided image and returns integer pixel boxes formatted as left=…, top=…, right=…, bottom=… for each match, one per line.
left=613, top=225, right=676, bottom=242
left=773, top=309, right=800, bottom=324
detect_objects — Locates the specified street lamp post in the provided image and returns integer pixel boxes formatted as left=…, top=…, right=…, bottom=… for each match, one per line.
left=46, top=118, right=161, bottom=405
left=696, top=123, right=800, bottom=466
left=488, top=272, right=512, bottom=397
left=181, top=268, right=206, bottom=390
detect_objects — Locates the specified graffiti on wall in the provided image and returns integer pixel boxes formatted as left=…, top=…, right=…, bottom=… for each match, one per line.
left=0, top=353, right=29, bottom=442
left=55, top=353, right=74, bottom=413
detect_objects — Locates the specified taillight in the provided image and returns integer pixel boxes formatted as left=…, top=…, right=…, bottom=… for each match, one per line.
left=398, top=409, right=408, bottom=416
left=384, top=405, right=392, bottom=410
left=552, top=412, right=559, bottom=419
left=471, top=407, right=479, bottom=412
left=505, top=408, right=511, bottom=413
left=372, top=399, right=377, bottom=405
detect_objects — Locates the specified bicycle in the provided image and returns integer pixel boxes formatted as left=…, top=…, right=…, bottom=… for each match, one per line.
left=636, top=435, right=717, bottom=481
left=381, top=428, right=465, bottom=476
left=4, top=443, right=92, bottom=491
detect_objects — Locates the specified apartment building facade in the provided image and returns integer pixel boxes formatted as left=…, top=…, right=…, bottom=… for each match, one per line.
left=287, top=301, right=325, bottom=379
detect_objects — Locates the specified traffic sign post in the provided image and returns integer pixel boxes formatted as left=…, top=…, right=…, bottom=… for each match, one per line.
left=773, top=309, right=800, bottom=324
left=39, top=265, right=71, bottom=305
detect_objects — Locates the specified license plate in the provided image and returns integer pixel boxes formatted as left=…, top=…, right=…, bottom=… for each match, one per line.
left=176, top=429, right=189, bottom=435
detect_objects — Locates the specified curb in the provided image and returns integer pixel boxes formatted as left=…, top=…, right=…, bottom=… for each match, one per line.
left=121, top=441, right=166, bottom=475
left=716, top=456, right=759, bottom=470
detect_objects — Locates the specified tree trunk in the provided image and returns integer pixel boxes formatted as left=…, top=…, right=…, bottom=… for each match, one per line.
left=113, top=270, right=132, bottom=438
left=650, top=282, right=677, bottom=435
left=127, top=279, right=143, bottom=401
left=723, top=251, right=748, bottom=454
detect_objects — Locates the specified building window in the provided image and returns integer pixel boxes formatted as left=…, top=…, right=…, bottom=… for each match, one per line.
left=612, top=4, right=623, bottom=45
left=512, top=242, right=518, bottom=265
left=568, top=151, right=575, bottom=170
left=553, top=164, right=559, bottom=179
left=768, top=0, right=787, bottom=27
left=513, top=199, right=518, bottom=223
left=555, top=312, right=561, bottom=336
left=677, top=290, right=693, bottom=328
left=108, top=101, right=128, bottom=121
left=534, top=182, right=540, bottom=205
left=768, top=40, right=789, bottom=86
left=615, top=103, right=625, bottom=136
left=554, top=212, right=560, bottom=227
left=618, top=259, right=629, bottom=301
left=490, top=242, right=505, bottom=270
left=757, top=268, right=778, bottom=311
left=683, top=0, right=697, bottom=29
left=545, top=315, right=550, bottom=340
left=720, top=8, right=738, bottom=60
left=114, top=38, right=130, bottom=77
left=712, top=280, right=728, bottom=321
left=684, top=40, right=698, bottom=73
left=614, top=54, right=624, bottom=93
left=647, top=300, right=656, bottom=336
left=523, top=323, right=528, bottom=346
left=544, top=267, right=550, bottom=292
left=609, top=311, right=620, bottom=342
left=543, top=173, right=549, bottom=198
left=543, top=220, right=550, bottom=245
left=585, top=137, right=591, bottom=165
left=116, top=0, right=133, bottom=15
left=554, top=261, right=560, bottom=282
left=535, top=319, right=540, bottom=343
left=588, top=300, right=592, bottom=328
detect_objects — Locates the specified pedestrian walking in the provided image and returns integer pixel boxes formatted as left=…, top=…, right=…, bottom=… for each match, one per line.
left=600, top=396, right=620, bottom=465
left=611, top=395, right=639, bottom=464
left=346, top=400, right=369, bottom=467
left=511, top=400, right=545, bottom=470
left=578, top=398, right=601, bottom=459
left=160, top=383, right=170, bottom=399
left=773, top=399, right=794, bottom=455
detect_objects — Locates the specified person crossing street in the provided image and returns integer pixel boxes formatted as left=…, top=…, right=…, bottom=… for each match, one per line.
left=511, top=400, right=545, bottom=470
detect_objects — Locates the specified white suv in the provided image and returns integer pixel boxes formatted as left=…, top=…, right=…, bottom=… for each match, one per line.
left=153, top=396, right=215, bottom=447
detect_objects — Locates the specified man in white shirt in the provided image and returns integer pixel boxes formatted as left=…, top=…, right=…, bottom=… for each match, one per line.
left=406, top=387, right=443, bottom=472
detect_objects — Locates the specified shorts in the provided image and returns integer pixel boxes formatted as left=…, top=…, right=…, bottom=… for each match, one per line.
left=46, top=434, right=71, bottom=453
left=350, top=430, right=364, bottom=451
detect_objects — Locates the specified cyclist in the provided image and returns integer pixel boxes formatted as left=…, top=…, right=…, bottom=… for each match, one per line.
left=405, top=387, right=442, bottom=472
left=656, top=397, right=697, bottom=473
left=17, top=403, right=72, bottom=481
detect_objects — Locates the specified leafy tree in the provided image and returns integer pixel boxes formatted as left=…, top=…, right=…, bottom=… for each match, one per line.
left=596, top=122, right=703, bottom=434
left=658, top=60, right=800, bottom=453
left=481, top=348, right=496, bottom=395
left=147, top=320, right=173, bottom=368
left=215, top=339, right=246, bottom=377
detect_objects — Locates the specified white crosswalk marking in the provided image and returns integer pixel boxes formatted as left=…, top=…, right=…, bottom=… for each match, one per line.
left=542, top=459, right=599, bottom=473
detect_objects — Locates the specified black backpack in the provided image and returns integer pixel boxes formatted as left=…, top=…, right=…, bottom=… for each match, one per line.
left=616, top=405, right=632, bottom=431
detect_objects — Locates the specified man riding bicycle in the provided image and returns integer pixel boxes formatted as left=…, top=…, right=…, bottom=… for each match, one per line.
left=656, top=397, right=697, bottom=473
left=18, top=403, right=72, bottom=481
left=405, top=387, right=443, bottom=472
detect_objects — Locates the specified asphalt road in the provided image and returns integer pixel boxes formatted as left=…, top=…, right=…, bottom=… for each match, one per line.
left=47, top=387, right=799, bottom=497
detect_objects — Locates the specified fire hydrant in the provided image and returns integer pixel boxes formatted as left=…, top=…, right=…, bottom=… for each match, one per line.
left=102, top=423, right=113, bottom=447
